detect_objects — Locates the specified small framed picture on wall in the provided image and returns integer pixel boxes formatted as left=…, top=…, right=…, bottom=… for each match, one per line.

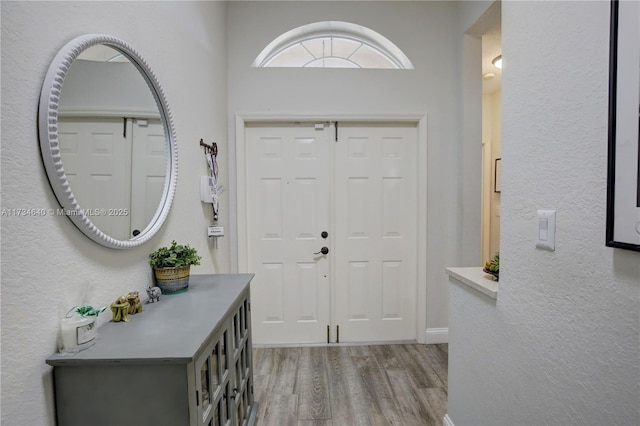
left=606, top=0, right=640, bottom=251
left=494, top=158, right=501, bottom=193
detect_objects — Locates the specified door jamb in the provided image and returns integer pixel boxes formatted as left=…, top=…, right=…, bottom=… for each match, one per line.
left=233, top=113, right=428, bottom=344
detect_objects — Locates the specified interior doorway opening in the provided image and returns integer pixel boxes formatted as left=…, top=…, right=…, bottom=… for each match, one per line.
left=477, top=2, right=502, bottom=265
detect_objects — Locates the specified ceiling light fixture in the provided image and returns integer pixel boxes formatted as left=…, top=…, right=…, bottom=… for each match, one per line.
left=492, top=55, right=502, bottom=69
left=483, top=72, right=496, bottom=80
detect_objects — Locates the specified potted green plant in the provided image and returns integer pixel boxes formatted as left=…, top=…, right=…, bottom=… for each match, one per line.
left=149, top=240, right=202, bottom=294
left=483, top=252, right=500, bottom=281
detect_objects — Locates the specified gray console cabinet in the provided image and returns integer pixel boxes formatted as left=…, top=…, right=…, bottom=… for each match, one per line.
left=46, top=274, right=257, bottom=426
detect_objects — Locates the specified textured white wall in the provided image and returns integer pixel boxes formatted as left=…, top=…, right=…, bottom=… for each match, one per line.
left=448, top=1, right=640, bottom=425
left=0, top=2, right=228, bottom=424
left=226, top=0, right=482, bottom=332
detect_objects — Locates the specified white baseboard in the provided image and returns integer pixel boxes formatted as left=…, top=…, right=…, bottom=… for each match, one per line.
left=443, top=414, right=455, bottom=426
left=425, top=327, right=449, bottom=344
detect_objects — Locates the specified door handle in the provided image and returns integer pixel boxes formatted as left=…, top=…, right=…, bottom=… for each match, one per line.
left=314, top=247, right=329, bottom=255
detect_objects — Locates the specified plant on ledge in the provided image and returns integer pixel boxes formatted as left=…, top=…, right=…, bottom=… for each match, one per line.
left=483, top=252, right=500, bottom=281
left=149, top=241, right=202, bottom=294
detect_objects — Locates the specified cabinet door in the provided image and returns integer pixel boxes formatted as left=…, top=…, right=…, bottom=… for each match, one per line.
left=243, top=297, right=255, bottom=411
left=195, top=340, right=215, bottom=425
left=231, top=298, right=254, bottom=426
left=201, top=294, right=254, bottom=426
left=215, top=329, right=231, bottom=426
left=196, top=327, right=233, bottom=426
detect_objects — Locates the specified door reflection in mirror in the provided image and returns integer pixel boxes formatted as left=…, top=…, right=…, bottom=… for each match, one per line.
left=57, top=45, right=166, bottom=240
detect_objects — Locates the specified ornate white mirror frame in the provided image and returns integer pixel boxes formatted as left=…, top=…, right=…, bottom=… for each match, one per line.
left=38, top=34, right=178, bottom=249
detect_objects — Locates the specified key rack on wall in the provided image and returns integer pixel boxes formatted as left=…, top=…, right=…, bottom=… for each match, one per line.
left=200, top=138, right=217, bottom=156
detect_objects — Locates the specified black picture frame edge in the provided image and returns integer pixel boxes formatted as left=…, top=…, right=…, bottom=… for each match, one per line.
left=605, top=0, right=640, bottom=252
left=606, top=0, right=619, bottom=247
left=494, top=158, right=501, bottom=194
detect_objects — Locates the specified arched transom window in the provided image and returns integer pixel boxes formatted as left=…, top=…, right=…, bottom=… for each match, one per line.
left=252, top=21, right=414, bottom=69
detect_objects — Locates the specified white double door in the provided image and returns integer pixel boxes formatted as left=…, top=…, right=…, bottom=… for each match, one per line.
left=58, top=117, right=165, bottom=240
left=245, top=122, right=418, bottom=345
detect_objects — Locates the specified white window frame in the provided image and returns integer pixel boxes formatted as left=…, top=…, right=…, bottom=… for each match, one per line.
left=252, top=21, right=414, bottom=69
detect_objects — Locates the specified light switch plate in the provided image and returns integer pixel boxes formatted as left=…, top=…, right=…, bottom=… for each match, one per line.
left=536, top=210, right=556, bottom=251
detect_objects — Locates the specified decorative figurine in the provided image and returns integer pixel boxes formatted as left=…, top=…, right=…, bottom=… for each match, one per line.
left=146, top=286, right=161, bottom=303
left=126, top=291, right=144, bottom=315
left=110, top=296, right=130, bottom=322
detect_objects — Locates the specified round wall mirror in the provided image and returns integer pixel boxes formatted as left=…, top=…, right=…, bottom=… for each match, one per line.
left=39, top=34, right=178, bottom=249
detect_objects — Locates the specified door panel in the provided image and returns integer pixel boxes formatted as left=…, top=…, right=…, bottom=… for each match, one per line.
left=58, top=117, right=131, bottom=240
left=59, top=117, right=164, bottom=240
left=246, top=124, right=331, bottom=344
left=131, top=118, right=166, bottom=236
left=333, top=123, right=418, bottom=342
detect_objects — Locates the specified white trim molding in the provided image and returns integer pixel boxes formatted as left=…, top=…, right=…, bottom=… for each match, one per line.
left=426, top=327, right=449, bottom=344
left=443, top=414, right=455, bottom=426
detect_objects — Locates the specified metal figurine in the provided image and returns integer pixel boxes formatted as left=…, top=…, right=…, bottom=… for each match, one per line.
left=146, top=286, right=161, bottom=303
left=126, top=291, right=144, bottom=315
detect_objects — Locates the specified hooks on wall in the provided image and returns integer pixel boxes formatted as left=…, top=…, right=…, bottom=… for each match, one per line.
left=199, top=138, right=217, bottom=156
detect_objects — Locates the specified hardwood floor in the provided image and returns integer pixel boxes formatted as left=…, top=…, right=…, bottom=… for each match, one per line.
left=252, top=344, right=448, bottom=426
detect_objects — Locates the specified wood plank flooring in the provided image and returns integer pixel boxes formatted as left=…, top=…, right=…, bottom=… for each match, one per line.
left=253, top=344, right=448, bottom=426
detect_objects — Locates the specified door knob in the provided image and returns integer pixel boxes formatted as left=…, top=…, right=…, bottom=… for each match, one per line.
left=314, top=247, right=329, bottom=255
left=132, top=229, right=141, bottom=236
